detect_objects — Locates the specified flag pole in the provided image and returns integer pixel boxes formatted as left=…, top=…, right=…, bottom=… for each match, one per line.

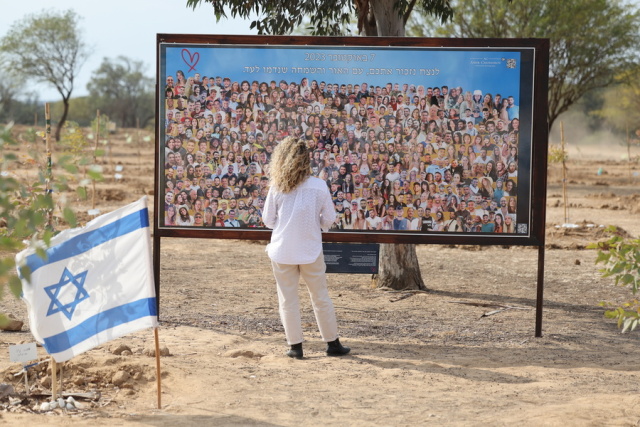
left=45, top=103, right=56, bottom=401
left=93, top=110, right=100, bottom=210
left=51, top=358, right=57, bottom=399
left=59, top=362, right=64, bottom=397
left=23, top=364, right=29, bottom=394
left=154, top=327, right=162, bottom=409
left=44, top=103, right=53, bottom=230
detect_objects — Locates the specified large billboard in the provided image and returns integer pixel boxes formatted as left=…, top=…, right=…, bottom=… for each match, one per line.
left=155, top=35, right=549, bottom=245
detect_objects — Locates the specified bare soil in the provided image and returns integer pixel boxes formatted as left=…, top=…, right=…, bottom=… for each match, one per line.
left=1, top=128, right=639, bottom=426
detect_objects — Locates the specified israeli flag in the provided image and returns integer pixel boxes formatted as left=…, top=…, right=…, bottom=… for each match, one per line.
left=16, top=197, right=157, bottom=362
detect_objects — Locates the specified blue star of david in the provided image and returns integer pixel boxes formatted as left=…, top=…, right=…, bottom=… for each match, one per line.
left=45, top=267, right=90, bottom=320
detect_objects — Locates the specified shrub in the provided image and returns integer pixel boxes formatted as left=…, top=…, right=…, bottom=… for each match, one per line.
left=588, top=226, right=640, bottom=332
left=0, top=122, right=101, bottom=326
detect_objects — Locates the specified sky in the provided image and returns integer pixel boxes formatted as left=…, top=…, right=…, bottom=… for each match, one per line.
left=0, top=0, right=256, bottom=101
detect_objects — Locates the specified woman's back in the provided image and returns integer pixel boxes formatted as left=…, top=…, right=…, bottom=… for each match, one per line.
left=263, top=176, right=336, bottom=265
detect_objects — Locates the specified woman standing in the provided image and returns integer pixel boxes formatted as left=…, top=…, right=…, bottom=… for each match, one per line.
left=263, top=137, right=350, bottom=359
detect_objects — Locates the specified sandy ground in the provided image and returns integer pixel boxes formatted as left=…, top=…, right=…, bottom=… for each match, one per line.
left=1, top=127, right=639, bottom=426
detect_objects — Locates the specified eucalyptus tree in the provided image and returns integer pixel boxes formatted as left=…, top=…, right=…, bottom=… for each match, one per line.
left=185, top=0, right=469, bottom=291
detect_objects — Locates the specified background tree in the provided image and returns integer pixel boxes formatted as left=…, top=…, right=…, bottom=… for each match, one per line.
left=0, top=61, right=23, bottom=121
left=591, top=66, right=640, bottom=179
left=0, top=95, right=41, bottom=126
left=0, top=10, right=90, bottom=141
left=60, top=97, right=96, bottom=127
left=87, top=56, right=155, bottom=129
left=0, top=53, right=38, bottom=124
left=186, top=0, right=468, bottom=290
left=415, top=0, right=640, bottom=131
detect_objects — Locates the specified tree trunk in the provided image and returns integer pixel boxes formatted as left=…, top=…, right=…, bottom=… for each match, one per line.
left=368, top=0, right=421, bottom=290
left=377, top=244, right=426, bottom=290
left=356, top=0, right=378, bottom=36
left=55, top=97, right=71, bottom=142
left=369, top=0, right=406, bottom=37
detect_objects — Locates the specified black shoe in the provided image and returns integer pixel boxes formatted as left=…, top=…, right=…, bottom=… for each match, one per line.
left=326, top=338, right=350, bottom=356
left=286, top=343, right=303, bottom=359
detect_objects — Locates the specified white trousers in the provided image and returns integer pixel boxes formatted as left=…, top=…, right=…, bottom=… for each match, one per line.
left=271, top=254, right=339, bottom=345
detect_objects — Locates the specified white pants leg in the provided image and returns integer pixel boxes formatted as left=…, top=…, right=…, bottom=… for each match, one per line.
left=271, top=254, right=339, bottom=345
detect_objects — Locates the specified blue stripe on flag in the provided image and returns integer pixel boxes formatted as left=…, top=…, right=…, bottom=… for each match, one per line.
left=42, top=297, right=157, bottom=354
left=25, top=208, right=149, bottom=274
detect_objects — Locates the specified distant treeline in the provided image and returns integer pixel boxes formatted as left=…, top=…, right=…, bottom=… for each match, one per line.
left=1, top=96, right=156, bottom=130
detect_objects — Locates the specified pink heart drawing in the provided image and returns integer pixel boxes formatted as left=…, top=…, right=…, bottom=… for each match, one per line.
left=181, top=49, right=200, bottom=72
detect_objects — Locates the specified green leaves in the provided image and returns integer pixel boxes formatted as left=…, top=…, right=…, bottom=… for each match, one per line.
left=63, top=206, right=77, bottom=228
left=593, top=226, right=640, bottom=333
left=186, top=0, right=455, bottom=36
left=76, top=186, right=87, bottom=201
left=8, top=275, right=22, bottom=298
left=594, top=227, right=640, bottom=293
left=87, top=167, right=103, bottom=181
left=0, top=121, right=102, bottom=319
left=548, top=145, right=569, bottom=164
left=0, top=124, right=53, bottom=309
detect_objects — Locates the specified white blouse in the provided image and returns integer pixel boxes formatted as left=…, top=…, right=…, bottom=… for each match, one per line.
left=263, top=176, right=336, bottom=264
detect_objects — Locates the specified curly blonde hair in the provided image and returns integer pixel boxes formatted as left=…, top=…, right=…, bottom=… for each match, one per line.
left=269, top=136, right=311, bottom=193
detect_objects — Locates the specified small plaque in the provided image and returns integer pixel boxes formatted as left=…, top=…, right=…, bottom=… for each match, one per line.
left=9, top=342, right=37, bottom=364
left=323, top=243, right=379, bottom=274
